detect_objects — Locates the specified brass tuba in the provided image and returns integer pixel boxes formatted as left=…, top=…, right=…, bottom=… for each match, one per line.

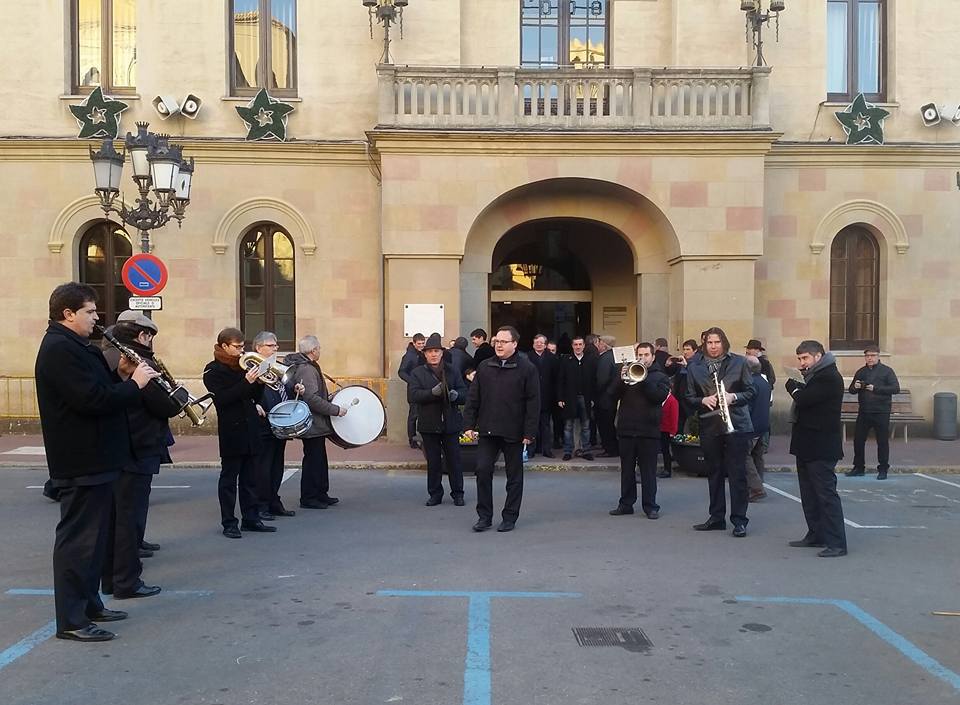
left=620, top=359, right=648, bottom=385
left=239, top=351, right=293, bottom=391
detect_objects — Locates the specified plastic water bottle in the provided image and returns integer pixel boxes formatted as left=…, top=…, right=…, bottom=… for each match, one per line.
left=522, top=444, right=529, bottom=463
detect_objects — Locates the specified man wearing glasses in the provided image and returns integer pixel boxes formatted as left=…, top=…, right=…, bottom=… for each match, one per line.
left=462, top=326, right=540, bottom=532
left=847, top=345, right=900, bottom=479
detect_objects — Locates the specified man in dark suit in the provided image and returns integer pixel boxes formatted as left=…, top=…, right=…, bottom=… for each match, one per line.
left=558, top=336, right=597, bottom=461
left=847, top=345, right=900, bottom=479
left=398, top=333, right=427, bottom=449
left=528, top=333, right=559, bottom=458
left=203, top=328, right=275, bottom=538
left=594, top=335, right=620, bottom=457
left=35, top=282, right=158, bottom=641
left=785, top=340, right=848, bottom=557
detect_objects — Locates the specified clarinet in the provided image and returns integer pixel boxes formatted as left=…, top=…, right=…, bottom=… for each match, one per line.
left=153, top=354, right=210, bottom=426
left=96, top=325, right=175, bottom=395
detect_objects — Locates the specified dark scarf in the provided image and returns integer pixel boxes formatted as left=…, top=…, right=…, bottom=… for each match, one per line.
left=790, top=352, right=836, bottom=422
left=213, top=345, right=243, bottom=371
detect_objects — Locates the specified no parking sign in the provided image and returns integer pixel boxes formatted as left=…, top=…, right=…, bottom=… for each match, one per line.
left=121, top=254, right=168, bottom=297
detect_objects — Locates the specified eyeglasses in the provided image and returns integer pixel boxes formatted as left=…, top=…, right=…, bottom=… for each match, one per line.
left=492, top=339, right=515, bottom=345
left=228, top=343, right=245, bottom=350
left=261, top=342, right=278, bottom=348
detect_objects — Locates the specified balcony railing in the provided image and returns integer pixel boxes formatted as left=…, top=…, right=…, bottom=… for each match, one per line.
left=377, top=66, right=771, bottom=130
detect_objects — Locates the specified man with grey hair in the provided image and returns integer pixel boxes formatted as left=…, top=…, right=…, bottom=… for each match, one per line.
left=251, top=331, right=295, bottom=519
left=594, top=334, right=620, bottom=458
left=284, top=335, right=347, bottom=509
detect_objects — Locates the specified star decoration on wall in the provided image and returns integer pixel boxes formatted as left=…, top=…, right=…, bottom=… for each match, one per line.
left=236, top=89, right=295, bottom=141
left=69, top=87, right=129, bottom=139
left=835, top=93, right=890, bottom=145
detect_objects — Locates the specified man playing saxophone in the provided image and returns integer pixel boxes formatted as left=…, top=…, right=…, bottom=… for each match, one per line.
left=685, top=327, right=756, bottom=538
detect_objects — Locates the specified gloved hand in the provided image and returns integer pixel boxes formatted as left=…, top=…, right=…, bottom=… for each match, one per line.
left=448, top=389, right=459, bottom=402
left=431, top=383, right=443, bottom=397
left=785, top=378, right=804, bottom=396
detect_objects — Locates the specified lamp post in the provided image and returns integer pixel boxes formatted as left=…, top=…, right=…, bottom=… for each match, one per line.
left=363, top=0, right=409, bottom=64
left=88, top=121, right=194, bottom=254
left=740, top=1, right=785, bottom=67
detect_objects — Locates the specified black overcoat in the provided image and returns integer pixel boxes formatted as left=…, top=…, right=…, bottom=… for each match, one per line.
left=407, top=362, right=468, bottom=435
left=528, top=349, right=560, bottom=411
left=462, top=353, right=540, bottom=443
left=790, top=361, right=844, bottom=461
left=203, top=360, right=264, bottom=458
left=558, top=353, right=597, bottom=419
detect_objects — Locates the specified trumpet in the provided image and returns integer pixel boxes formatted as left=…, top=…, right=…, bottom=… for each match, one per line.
left=621, top=359, right=648, bottom=385
left=97, top=325, right=214, bottom=426
left=712, top=370, right=735, bottom=434
left=239, top=351, right=293, bottom=391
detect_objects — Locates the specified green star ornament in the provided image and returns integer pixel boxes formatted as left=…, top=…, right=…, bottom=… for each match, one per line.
left=236, top=89, right=296, bottom=141
left=69, top=86, right=129, bottom=139
left=835, top=93, right=890, bottom=146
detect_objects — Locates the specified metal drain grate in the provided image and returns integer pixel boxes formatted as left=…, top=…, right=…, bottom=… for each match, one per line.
left=572, top=627, right=653, bottom=652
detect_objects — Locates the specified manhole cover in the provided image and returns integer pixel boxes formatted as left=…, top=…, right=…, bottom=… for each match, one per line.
left=572, top=627, right=653, bottom=652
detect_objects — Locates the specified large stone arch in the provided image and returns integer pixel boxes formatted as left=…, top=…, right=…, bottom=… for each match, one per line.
left=811, top=199, right=909, bottom=255
left=49, top=195, right=115, bottom=257
left=213, top=197, right=316, bottom=255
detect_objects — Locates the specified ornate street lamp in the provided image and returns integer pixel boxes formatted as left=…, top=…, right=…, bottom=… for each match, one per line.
left=741, top=1, right=785, bottom=67
left=88, top=121, right=195, bottom=253
left=363, top=0, right=409, bottom=64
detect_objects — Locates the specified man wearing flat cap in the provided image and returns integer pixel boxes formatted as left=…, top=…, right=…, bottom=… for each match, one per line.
left=100, top=310, right=182, bottom=599
left=407, top=333, right=468, bottom=506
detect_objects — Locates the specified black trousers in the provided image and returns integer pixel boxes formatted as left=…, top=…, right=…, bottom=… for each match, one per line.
left=475, top=436, right=524, bottom=523
left=218, top=454, right=260, bottom=528
left=618, top=436, right=660, bottom=514
left=407, top=403, right=419, bottom=441
left=534, top=410, right=553, bottom=455
left=659, top=432, right=673, bottom=472
left=853, top=412, right=891, bottom=472
left=796, top=458, right=847, bottom=550
left=255, top=435, right=288, bottom=512
left=700, top=432, right=750, bottom=527
left=422, top=432, right=464, bottom=500
left=596, top=405, right=619, bottom=455
left=130, top=456, right=160, bottom=544
left=102, top=471, right=152, bottom=595
left=301, top=435, right=331, bottom=503
left=54, top=482, right=112, bottom=632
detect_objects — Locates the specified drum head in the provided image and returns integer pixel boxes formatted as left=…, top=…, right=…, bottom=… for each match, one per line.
left=329, top=386, right=385, bottom=448
left=268, top=400, right=312, bottom=439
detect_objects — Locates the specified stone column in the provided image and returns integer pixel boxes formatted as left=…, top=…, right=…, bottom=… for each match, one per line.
left=669, top=257, right=757, bottom=348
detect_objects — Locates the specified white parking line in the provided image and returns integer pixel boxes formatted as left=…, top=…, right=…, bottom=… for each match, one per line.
left=281, top=468, right=299, bottom=485
left=27, top=485, right=190, bottom=489
left=762, top=482, right=926, bottom=529
left=2, top=446, right=45, bottom=455
left=914, top=473, right=960, bottom=490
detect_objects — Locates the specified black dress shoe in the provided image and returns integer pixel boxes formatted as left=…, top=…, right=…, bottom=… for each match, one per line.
left=56, top=625, right=115, bottom=642
left=87, top=608, right=127, bottom=622
left=140, top=540, right=160, bottom=551
left=472, top=520, right=492, bottom=532
left=732, top=524, right=747, bottom=538
left=877, top=471, right=888, bottom=480
left=320, top=496, right=340, bottom=505
left=270, top=506, right=296, bottom=517
left=241, top=521, right=278, bottom=532
left=138, top=548, right=154, bottom=558
left=223, top=526, right=242, bottom=539
left=562, top=453, right=572, bottom=461
left=645, top=510, right=660, bottom=520
left=425, top=497, right=442, bottom=506
left=453, top=497, right=466, bottom=506
left=609, top=506, right=634, bottom=516
left=693, top=520, right=727, bottom=531
left=542, top=451, right=555, bottom=459
left=497, top=520, right=516, bottom=532
left=114, top=584, right=161, bottom=599
left=299, top=500, right=328, bottom=509
left=845, top=468, right=865, bottom=477
left=788, top=536, right=825, bottom=548
left=581, top=453, right=594, bottom=461
left=259, top=511, right=276, bottom=521
left=818, top=547, right=848, bottom=557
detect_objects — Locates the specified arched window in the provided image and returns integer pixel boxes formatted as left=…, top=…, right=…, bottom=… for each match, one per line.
left=239, top=224, right=296, bottom=349
left=830, top=225, right=879, bottom=349
left=78, top=220, right=133, bottom=336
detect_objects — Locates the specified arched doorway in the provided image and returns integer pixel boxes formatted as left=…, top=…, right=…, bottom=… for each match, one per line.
left=489, top=218, right=635, bottom=350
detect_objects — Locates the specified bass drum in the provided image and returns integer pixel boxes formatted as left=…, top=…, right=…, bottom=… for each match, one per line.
left=329, top=385, right=386, bottom=449
left=268, top=400, right=313, bottom=439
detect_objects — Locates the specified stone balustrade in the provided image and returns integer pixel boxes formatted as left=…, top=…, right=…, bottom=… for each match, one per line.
left=377, top=65, right=771, bottom=130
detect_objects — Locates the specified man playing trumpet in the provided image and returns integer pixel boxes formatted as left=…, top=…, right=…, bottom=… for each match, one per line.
left=685, top=327, right=756, bottom=538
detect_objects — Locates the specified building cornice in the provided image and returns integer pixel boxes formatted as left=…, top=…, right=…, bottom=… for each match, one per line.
left=767, top=141, right=960, bottom=168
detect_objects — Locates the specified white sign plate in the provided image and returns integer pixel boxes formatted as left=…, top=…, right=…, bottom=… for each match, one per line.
left=612, top=345, right=636, bottom=364
left=403, top=303, right=444, bottom=338
left=128, top=296, right=162, bottom=311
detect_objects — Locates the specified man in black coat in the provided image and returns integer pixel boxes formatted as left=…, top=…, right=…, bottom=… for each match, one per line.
left=35, top=282, right=158, bottom=642
left=398, top=333, right=427, bottom=449
left=408, top=333, right=468, bottom=506
left=610, top=343, right=671, bottom=519
left=448, top=336, right=475, bottom=383
left=463, top=325, right=540, bottom=532
left=786, top=340, right=848, bottom=557
left=594, top=335, right=620, bottom=457
left=250, top=331, right=295, bottom=519
left=203, top=328, right=275, bottom=538
left=100, top=312, right=181, bottom=600
left=847, top=345, right=900, bottom=479
left=528, top=333, right=559, bottom=458
left=470, top=328, right=495, bottom=366
left=558, top=336, right=597, bottom=461
left=685, top=327, right=756, bottom=537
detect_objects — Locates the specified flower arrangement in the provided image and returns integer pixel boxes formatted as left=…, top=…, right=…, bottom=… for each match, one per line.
left=670, top=433, right=700, bottom=446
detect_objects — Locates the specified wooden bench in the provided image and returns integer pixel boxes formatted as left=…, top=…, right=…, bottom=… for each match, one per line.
left=840, top=389, right=925, bottom=443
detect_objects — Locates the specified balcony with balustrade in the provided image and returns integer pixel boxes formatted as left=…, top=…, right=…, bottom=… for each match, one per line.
left=376, top=65, right=772, bottom=131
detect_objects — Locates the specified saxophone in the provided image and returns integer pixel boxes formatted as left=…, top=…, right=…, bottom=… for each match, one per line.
left=153, top=354, right=213, bottom=427
left=712, top=370, right=736, bottom=434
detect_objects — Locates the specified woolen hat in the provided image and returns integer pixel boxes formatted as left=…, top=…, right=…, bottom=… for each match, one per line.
left=116, top=310, right=159, bottom=334
left=423, top=332, right=444, bottom=350
left=745, top=338, right=764, bottom=351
